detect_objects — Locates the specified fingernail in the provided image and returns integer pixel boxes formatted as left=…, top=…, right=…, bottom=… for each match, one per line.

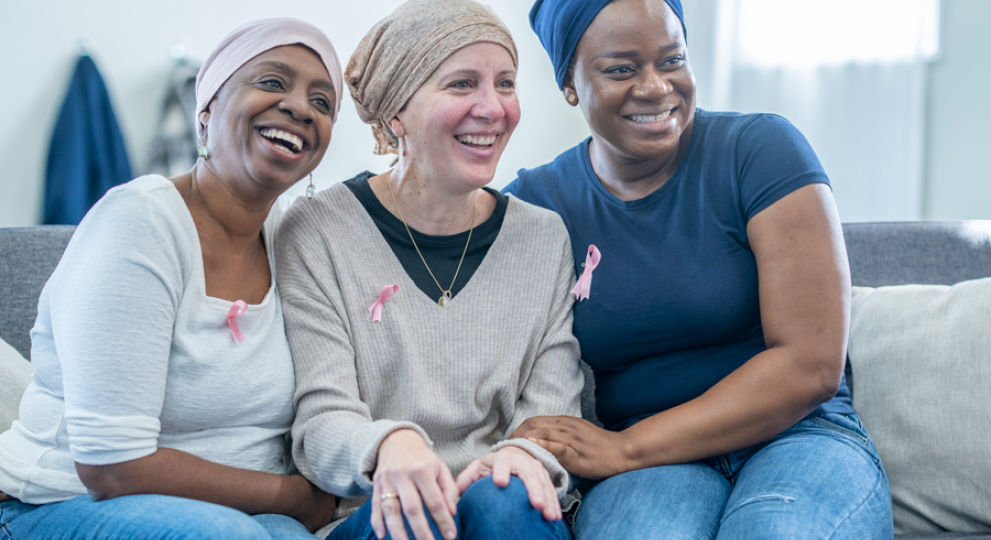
left=528, top=437, right=538, bottom=443
left=445, top=529, right=456, bottom=539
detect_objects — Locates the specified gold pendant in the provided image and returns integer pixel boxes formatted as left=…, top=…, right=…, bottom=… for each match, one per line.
left=438, top=291, right=452, bottom=308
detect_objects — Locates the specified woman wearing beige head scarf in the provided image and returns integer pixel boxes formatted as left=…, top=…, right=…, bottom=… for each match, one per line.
left=275, top=1, right=582, bottom=539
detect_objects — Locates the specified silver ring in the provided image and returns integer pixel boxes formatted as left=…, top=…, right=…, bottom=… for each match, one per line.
left=380, top=492, right=399, bottom=501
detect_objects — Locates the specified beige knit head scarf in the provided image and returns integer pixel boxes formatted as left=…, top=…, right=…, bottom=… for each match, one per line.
left=345, top=0, right=518, bottom=155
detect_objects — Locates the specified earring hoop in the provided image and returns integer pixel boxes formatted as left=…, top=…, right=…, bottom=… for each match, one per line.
left=306, top=174, right=315, bottom=199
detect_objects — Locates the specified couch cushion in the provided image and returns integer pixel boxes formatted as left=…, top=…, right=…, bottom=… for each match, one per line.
left=0, top=226, right=74, bottom=359
left=843, top=221, right=991, bottom=287
left=850, top=279, right=991, bottom=535
left=0, top=336, right=32, bottom=432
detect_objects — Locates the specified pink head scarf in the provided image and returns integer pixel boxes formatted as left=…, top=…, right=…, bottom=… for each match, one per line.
left=194, top=17, right=343, bottom=137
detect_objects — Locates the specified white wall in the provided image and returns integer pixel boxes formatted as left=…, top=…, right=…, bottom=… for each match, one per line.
left=923, top=0, right=991, bottom=219
left=2, top=1, right=988, bottom=226
left=685, top=0, right=991, bottom=222
left=0, top=0, right=589, bottom=227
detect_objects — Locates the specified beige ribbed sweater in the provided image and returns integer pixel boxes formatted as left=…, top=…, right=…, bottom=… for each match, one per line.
left=275, top=183, right=584, bottom=524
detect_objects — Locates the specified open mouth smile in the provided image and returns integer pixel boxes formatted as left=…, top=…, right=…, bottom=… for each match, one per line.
left=259, top=127, right=305, bottom=155
left=456, top=134, right=497, bottom=149
left=624, top=109, right=673, bottom=123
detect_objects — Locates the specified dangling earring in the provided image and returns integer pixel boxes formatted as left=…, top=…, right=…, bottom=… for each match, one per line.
left=389, top=145, right=405, bottom=168
left=306, top=173, right=315, bottom=199
left=197, top=133, right=210, bottom=160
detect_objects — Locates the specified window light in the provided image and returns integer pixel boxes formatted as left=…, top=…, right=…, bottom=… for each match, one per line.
left=734, top=0, right=940, bottom=68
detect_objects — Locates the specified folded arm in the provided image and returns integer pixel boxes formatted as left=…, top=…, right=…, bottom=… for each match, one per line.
left=75, top=450, right=333, bottom=531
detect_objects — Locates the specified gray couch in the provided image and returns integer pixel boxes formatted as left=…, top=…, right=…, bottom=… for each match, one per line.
left=2, top=223, right=990, bottom=539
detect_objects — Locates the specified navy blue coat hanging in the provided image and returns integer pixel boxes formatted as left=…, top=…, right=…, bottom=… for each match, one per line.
left=44, top=55, right=132, bottom=225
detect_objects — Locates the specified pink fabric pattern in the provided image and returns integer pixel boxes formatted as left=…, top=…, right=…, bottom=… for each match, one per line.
left=572, top=245, right=600, bottom=301
left=369, top=285, right=399, bottom=322
left=228, top=300, right=248, bottom=342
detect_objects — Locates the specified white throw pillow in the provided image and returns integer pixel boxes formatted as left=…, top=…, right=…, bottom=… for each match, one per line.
left=850, top=279, right=991, bottom=535
left=0, top=337, right=32, bottom=433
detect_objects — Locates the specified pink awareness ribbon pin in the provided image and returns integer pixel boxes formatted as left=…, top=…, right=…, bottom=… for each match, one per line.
left=228, top=300, right=248, bottom=343
left=572, top=245, right=601, bottom=302
left=368, top=285, right=398, bottom=322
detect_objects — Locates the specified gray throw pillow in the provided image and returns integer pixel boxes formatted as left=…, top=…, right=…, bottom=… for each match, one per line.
left=0, top=337, right=32, bottom=433
left=850, top=280, right=991, bottom=535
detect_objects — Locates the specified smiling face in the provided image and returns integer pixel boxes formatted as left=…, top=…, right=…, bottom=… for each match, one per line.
left=567, top=0, right=696, bottom=164
left=200, top=45, right=335, bottom=195
left=391, top=42, right=520, bottom=194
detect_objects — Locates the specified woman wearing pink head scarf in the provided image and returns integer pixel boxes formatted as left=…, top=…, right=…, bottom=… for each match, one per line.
left=0, top=18, right=342, bottom=539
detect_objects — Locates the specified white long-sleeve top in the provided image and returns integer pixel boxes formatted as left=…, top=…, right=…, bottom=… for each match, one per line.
left=0, top=175, right=295, bottom=504
left=276, top=184, right=585, bottom=526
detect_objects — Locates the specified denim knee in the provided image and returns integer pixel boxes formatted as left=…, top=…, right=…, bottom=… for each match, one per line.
left=459, top=476, right=567, bottom=540
left=109, top=495, right=274, bottom=540
left=251, top=513, right=317, bottom=540
left=459, top=476, right=533, bottom=523
left=576, top=464, right=731, bottom=540
left=325, top=495, right=450, bottom=540
left=715, top=415, right=892, bottom=540
left=1, top=495, right=274, bottom=540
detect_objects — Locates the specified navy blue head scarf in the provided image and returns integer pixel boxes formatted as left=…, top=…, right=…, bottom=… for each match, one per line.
left=530, top=0, right=686, bottom=89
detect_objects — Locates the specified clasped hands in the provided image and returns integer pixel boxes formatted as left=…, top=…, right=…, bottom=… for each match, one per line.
left=371, top=428, right=562, bottom=540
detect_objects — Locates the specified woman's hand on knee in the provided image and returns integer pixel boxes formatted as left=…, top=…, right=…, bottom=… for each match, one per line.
left=372, top=429, right=459, bottom=540
left=455, top=447, right=561, bottom=521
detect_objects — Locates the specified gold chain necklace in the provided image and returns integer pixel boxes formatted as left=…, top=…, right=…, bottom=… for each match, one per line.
left=387, top=178, right=476, bottom=308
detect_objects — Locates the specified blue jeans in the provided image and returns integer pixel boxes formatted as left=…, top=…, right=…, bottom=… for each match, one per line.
left=328, top=476, right=572, bottom=540
left=0, top=494, right=316, bottom=539
left=575, top=413, right=893, bottom=540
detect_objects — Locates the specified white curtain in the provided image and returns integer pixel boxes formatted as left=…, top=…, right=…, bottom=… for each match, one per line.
left=689, top=0, right=939, bottom=222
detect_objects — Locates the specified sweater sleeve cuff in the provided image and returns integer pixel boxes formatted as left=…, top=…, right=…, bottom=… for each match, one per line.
left=490, top=438, right=569, bottom=500
left=65, top=411, right=160, bottom=465
left=356, top=421, right=434, bottom=490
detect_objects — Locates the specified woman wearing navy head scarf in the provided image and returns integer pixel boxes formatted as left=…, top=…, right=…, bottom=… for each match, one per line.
left=504, top=0, right=893, bottom=538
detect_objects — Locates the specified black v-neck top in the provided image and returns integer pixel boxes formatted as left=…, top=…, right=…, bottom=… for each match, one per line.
left=344, top=171, right=508, bottom=302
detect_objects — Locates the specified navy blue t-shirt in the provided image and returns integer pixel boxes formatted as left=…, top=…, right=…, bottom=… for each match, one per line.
left=505, top=109, right=853, bottom=432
